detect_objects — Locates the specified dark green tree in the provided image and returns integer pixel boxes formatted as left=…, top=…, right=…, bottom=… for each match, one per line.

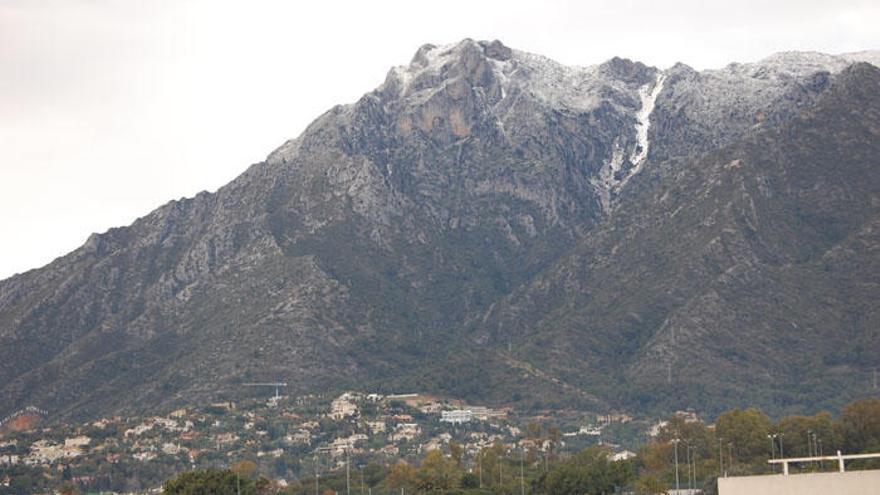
left=163, top=469, right=255, bottom=495
left=715, top=408, right=773, bottom=465
left=543, top=447, right=634, bottom=495
left=839, top=398, right=880, bottom=453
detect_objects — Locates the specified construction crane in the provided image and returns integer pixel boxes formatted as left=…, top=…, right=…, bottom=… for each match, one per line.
left=243, top=382, right=288, bottom=400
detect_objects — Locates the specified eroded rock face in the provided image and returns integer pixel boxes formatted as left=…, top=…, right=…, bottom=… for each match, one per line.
left=1, top=40, right=878, bottom=420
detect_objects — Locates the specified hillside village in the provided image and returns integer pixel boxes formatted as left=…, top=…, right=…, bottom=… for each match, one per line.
left=0, top=392, right=649, bottom=493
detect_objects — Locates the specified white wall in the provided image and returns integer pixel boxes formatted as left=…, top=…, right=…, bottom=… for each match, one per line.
left=719, top=470, right=880, bottom=495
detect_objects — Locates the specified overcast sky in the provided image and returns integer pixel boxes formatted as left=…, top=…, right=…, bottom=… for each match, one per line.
left=1, top=0, right=878, bottom=279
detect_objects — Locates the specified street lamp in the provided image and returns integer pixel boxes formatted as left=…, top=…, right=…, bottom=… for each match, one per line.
left=672, top=438, right=681, bottom=493
left=728, top=442, right=734, bottom=473
left=807, top=430, right=814, bottom=469
left=769, top=433, right=785, bottom=473
left=807, top=431, right=813, bottom=457
left=314, top=454, right=320, bottom=495
left=779, top=433, right=785, bottom=459
left=685, top=441, right=692, bottom=491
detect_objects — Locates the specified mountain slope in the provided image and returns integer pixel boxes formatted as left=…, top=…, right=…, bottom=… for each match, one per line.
left=481, top=62, right=880, bottom=416
left=1, top=40, right=878, bottom=420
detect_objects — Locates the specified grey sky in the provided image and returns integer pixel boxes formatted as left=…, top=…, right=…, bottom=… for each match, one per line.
left=1, top=0, right=878, bottom=279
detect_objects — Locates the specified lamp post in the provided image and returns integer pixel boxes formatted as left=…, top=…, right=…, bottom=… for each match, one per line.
left=728, top=442, right=734, bottom=473
left=768, top=433, right=779, bottom=473
left=672, top=438, right=681, bottom=493
left=500, top=449, right=504, bottom=486
left=778, top=433, right=784, bottom=460
left=478, top=452, right=482, bottom=488
left=807, top=431, right=813, bottom=456
left=807, top=430, right=814, bottom=469
left=686, top=442, right=692, bottom=491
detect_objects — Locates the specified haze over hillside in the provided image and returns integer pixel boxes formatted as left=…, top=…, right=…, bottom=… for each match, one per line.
left=1, top=40, right=879, bottom=421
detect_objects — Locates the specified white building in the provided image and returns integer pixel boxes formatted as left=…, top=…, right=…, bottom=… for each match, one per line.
left=329, top=393, right=359, bottom=420
left=441, top=410, right=473, bottom=424
left=648, top=420, right=669, bottom=437
left=324, top=434, right=369, bottom=456
left=389, top=423, right=421, bottom=442
left=366, top=420, right=387, bottom=434
left=257, top=448, right=284, bottom=458
left=469, top=406, right=506, bottom=420
left=133, top=451, right=157, bottom=462
left=425, top=433, right=453, bottom=451
left=611, top=450, right=637, bottom=461
left=26, top=438, right=90, bottom=465
left=285, top=429, right=312, bottom=445
left=64, top=436, right=91, bottom=448
left=161, top=442, right=184, bottom=455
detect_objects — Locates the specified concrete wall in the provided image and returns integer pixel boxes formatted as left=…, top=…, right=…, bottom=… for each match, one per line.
left=718, top=470, right=880, bottom=495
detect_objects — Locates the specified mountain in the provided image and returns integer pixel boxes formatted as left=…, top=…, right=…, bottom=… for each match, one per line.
left=1, top=40, right=879, bottom=421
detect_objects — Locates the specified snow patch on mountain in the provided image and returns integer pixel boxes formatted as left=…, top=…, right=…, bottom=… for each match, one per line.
left=627, top=73, right=666, bottom=171
left=591, top=71, right=666, bottom=208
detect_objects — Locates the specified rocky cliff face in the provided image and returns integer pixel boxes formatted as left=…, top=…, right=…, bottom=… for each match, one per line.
left=1, top=40, right=878, bottom=419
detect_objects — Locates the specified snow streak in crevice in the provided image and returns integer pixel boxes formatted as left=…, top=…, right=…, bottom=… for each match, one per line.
left=627, top=72, right=666, bottom=175
left=593, top=71, right=666, bottom=211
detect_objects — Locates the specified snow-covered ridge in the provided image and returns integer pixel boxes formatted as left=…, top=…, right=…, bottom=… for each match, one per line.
left=377, top=41, right=874, bottom=215
left=750, top=51, right=851, bottom=76
left=384, top=43, right=874, bottom=127
left=840, top=50, right=880, bottom=68
left=686, top=50, right=859, bottom=119
left=504, top=50, right=605, bottom=112
left=386, top=39, right=630, bottom=114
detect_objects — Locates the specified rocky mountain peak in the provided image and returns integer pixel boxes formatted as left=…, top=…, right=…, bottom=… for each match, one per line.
left=481, top=39, right=513, bottom=61
left=2, top=42, right=879, bottom=422
left=597, top=56, right=655, bottom=85
left=382, top=39, right=658, bottom=114
left=385, top=39, right=502, bottom=100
